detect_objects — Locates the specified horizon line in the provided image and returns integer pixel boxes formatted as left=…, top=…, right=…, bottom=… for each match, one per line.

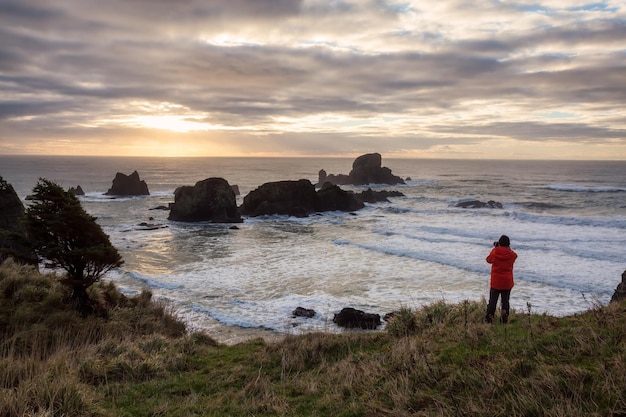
left=1, top=153, right=625, bottom=162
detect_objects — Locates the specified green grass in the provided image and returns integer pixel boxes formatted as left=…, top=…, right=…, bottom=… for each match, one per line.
left=1, top=258, right=626, bottom=416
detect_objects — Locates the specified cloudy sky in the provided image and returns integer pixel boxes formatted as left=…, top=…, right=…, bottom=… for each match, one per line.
left=1, top=0, right=625, bottom=159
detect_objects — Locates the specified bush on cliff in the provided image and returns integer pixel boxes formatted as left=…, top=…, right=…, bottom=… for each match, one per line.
left=22, top=178, right=123, bottom=314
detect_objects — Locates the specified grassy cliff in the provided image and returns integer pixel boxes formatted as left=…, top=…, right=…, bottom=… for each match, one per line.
left=1, top=258, right=625, bottom=417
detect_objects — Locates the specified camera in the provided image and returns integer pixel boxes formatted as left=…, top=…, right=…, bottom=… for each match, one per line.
left=493, top=241, right=500, bottom=247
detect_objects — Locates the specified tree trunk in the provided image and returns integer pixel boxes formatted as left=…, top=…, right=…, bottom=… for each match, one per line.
left=71, top=285, right=94, bottom=316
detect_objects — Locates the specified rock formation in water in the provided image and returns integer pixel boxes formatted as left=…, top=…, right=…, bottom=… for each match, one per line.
left=357, top=188, right=405, bottom=203
left=240, top=179, right=366, bottom=217
left=320, top=153, right=405, bottom=186
left=455, top=199, right=503, bottom=209
left=292, top=307, right=316, bottom=318
left=240, top=179, right=319, bottom=218
left=316, top=183, right=365, bottom=212
left=333, top=307, right=381, bottom=329
left=168, top=177, right=242, bottom=223
left=105, top=171, right=149, bottom=196
left=68, top=185, right=85, bottom=196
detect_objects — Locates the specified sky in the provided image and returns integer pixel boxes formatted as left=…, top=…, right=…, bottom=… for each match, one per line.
left=0, top=0, right=625, bottom=159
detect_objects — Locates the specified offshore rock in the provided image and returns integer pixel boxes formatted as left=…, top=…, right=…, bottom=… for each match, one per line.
left=456, top=199, right=503, bottom=209
left=293, top=307, right=316, bottom=318
left=321, top=153, right=405, bottom=186
left=333, top=307, right=381, bottom=330
left=240, top=179, right=319, bottom=218
left=316, top=182, right=365, bottom=212
left=610, top=270, right=626, bottom=304
left=169, top=177, right=242, bottom=223
left=105, top=171, right=149, bottom=196
left=318, top=169, right=327, bottom=185
left=240, top=180, right=369, bottom=217
left=0, top=177, right=37, bottom=265
left=358, top=188, right=405, bottom=203
left=68, top=185, right=85, bottom=196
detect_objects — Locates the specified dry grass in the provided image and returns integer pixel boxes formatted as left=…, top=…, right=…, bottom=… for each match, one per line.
left=0, top=258, right=208, bottom=417
left=2, top=257, right=626, bottom=416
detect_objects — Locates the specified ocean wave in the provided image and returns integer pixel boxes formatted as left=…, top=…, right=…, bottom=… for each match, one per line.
left=80, top=193, right=154, bottom=203
left=189, top=304, right=266, bottom=329
left=405, top=178, right=439, bottom=187
left=332, top=239, right=486, bottom=275
left=537, top=184, right=626, bottom=193
left=517, top=202, right=567, bottom=210
left=517, top=270, right=612, bottom=295
left=126, top=270, right=184, bottom=290
left=186, top=295, right=349, bottom=334
left=511, top=211, right=626, bottom=229
left=371, top=226, right=484, bottom=245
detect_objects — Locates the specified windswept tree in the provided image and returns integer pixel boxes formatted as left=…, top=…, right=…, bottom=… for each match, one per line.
left=23, top=178, right=123, bottom=313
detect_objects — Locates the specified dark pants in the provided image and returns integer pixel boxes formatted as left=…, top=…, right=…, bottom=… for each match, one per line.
left=485, top=288, right=511, bottom=323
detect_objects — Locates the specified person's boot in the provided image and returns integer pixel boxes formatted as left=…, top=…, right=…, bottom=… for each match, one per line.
left=500, top=310, right=509, bottom=324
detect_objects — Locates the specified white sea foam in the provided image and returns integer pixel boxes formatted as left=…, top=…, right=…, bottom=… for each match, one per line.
left=538, top=184, right=626, bottom=193
left=3, top=156, right=626, bottom=343
left=126, top=271, right=184, bottom=290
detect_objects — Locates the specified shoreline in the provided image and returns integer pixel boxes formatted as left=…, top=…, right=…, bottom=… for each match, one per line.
left=176, top=309, right=288, bottom=345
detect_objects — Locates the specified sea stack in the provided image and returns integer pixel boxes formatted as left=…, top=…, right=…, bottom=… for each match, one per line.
left=320, top=153, right=405, bottom=186
left=168, top=177, right=243, bottom=223
left=105, top=171, right=150, bottom=196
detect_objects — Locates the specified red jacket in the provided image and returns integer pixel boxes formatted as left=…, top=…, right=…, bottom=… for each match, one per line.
left=486, top=246, right=517, bottom=290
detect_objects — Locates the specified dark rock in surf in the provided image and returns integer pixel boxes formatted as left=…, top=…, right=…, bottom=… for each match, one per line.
left=321, top=153, right=405, bottom=186
left=456, top=199, right=503, bottom=209
left=0, top=177, right=37, bottom=265
left=293, top=307, right=316, bottom=318
left=357, top=188, right=405, bottom=203
left=136, top=222, right=167, bottom=231
left=383, top=311, right=398, bottom=322
left=240, top=179, right=318, bottom=218
left=318, top=169, right=327, bottom=185
left=316, top=182, right=365, bottom=212
left=105, top=171, right=149, bottom=196
left=610, top=270, right=626, bottom=304
left=168, top=177, right=242, bottom=223
left=323, top=173, right=350, bottom=186
left=333, top=307, right=381, bottom=330
left=240, top=179, right=368, bottom=217
left=68, top=185, right=85, bottom=196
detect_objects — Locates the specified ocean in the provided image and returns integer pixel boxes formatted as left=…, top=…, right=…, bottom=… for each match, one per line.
left=2, top=155, right=625, bottom=344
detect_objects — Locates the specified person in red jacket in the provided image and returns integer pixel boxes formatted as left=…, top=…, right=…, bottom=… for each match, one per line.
left=485, top=235, right=517, bottom=323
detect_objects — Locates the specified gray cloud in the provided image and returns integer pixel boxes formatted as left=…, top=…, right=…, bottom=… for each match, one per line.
left=0, top=0, right=624, bottom=158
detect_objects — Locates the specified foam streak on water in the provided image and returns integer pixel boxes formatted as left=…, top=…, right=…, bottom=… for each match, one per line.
left=2, top=156, right=625, bottom=342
